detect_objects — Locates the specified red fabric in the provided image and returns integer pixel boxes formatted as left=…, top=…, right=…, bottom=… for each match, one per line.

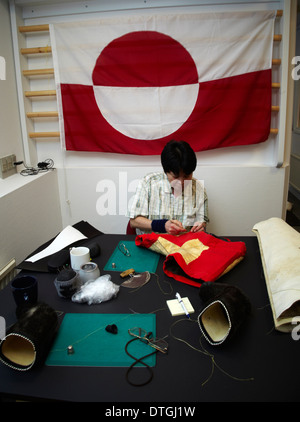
left=135, top=232, right=246, bottom=287
left=126, top=221, right=136, bottom=235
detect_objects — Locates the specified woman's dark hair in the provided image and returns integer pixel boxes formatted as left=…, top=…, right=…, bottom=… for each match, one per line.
left=161, top=140, right=197, bottom=176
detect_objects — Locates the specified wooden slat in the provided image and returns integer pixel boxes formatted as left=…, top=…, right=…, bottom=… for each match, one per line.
left=29, top=132, right=60, bottom=138
left=21, top=43, right=280, bottom=57
left=26, top=107, right=279, bottom=118
left=25, top=90, right=56, bottom=97
left=21, top=46, right=52, bottom=55
left=30, top=130, right=278, bottom=138
left=27, top=111, right=58, bottom=118
left=29, top=129, right=278, bottom=139
left=17, top=11, right=281, bottom=33
left=24, top=84, right=280, bottom=96
left=23, top=68, right=54, bottom=77
left=19, top=24, right=49, bottom=33
left=28, top=108, right=279, bottom=117
left=272, top=106, right=280, bottom=112
left=18, top=11, right=282, bottom=34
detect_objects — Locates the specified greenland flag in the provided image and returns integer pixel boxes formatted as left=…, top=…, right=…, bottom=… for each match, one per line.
left=50, top=11, right=275, bottom=154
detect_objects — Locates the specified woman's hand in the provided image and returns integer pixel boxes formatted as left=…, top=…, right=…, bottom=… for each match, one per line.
left=165, top=220, right=187, bottom=235
left=190, top=221, right=206, bottom=233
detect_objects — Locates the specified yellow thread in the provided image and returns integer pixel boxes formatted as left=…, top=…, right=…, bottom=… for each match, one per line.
left=169, top=318, right=254, bottom=387
left=50, top=313, right=135, bottom=353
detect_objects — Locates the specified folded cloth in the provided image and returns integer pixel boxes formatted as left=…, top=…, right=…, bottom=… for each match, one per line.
left=135, top=232, right=246, bottom=287
left=17, top=221, right=103, bottom=273
left=253, top=217, right=300, bottom=332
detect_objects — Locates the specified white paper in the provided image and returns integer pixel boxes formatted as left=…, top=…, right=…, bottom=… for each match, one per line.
left=166, top=297, right=194, bottom=316
left=25, top=225, right=87, bottom=263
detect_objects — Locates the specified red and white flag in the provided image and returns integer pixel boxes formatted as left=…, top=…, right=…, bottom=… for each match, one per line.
left=50, top=11, right=275, bottom=155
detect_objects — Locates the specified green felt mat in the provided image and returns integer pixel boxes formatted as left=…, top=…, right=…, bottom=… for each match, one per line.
left=104, top=241, right=159, bottom=273
left=46, top=313, right=156, bottom=367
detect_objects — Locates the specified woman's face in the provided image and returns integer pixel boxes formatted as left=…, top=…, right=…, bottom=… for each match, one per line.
left=166, top=171, right=193, bottom=196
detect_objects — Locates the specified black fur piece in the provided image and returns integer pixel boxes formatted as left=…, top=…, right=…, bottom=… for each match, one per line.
left=198, top=282, right=251, bottom=346
left=105, top=324, right=118, bottom=334
left=0, top=302, right=58, bottom=371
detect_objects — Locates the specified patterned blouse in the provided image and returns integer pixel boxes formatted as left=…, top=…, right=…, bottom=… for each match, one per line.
left=127, top=172, right=209, bottom=233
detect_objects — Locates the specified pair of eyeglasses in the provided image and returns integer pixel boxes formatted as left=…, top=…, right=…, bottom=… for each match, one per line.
left=128, top=327, right=168, bottom=354
left=118, top=242, right=131, bottom=256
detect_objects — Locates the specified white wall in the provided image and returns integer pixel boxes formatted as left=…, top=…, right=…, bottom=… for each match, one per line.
left=0, top=171, right=62, bottom=268
left=0, top=0, right=23, bottom=161
left=0, top=0, right=62, bottom=270
left=57, top=165, right=287, bottom=236
left=290, top=5, right=300, bottom=199
left=7, top=0, right=296, bottom=238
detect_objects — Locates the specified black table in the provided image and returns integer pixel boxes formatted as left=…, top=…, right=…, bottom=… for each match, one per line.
left=0, top=234, right=299, bottom=403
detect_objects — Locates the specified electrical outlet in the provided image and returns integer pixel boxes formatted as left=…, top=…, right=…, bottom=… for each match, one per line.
left=0, top=154, right=16, bottom=179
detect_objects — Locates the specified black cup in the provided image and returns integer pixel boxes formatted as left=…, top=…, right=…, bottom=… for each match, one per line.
left=11, top=276, right=38, bottom=307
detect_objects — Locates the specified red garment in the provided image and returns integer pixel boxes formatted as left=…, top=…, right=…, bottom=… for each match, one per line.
left=135, top=232, right=246, bottom=287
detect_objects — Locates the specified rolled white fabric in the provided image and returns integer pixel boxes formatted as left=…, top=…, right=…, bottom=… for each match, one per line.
left=253, top=217, right=300, bottom=332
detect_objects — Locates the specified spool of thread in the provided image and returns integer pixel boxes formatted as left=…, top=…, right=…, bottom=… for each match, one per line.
left=78, top=262, right=100, bottom=285
left=54, top=269, right=78, bottom=299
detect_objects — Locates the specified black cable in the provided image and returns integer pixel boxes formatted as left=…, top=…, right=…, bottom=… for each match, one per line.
left=14, top=159, right=55, bottom=176
left=125, top=337, right=157, bottom=387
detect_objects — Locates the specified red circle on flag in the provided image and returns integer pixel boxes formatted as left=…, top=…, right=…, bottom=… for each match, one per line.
left=92, top=31, right=199, bottom=140
left=92, top=31, right=198, bottom=87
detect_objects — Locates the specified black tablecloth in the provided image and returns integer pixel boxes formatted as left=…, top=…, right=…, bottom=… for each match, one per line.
left=0, top=234, right=299, bottom=403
